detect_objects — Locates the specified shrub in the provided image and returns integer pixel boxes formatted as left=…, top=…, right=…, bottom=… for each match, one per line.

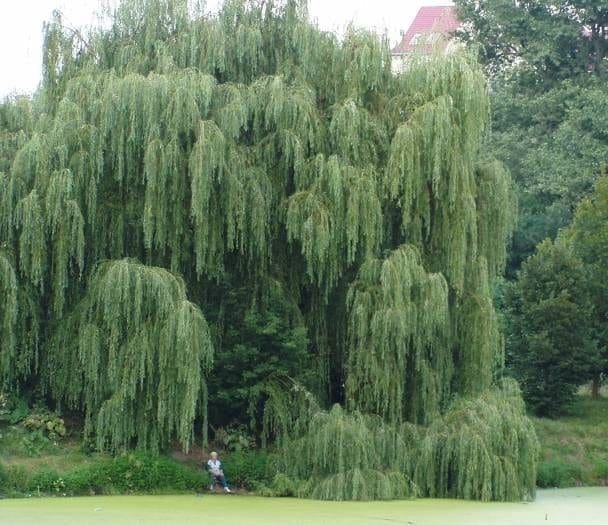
left=591, top=460, right=608, bottom=484
left=537, top=459, right=582, bottom=488
left=222, top=451, right=274, bottom=489
left=0, top=394, right=29, bottom=425
left=0, top=462, right=8, bottom=492
left=214, top=425, right=255, bottom=453
left=60, top=454, right=206, bottom=495
left=258, top=473, right=298, bottom=497
left=62, top=464, right=105, bottom=495
left=1, top=464, right=29, bottom=493
left=27, top=468, right=62, bottom=493
left=105, top=453, right=205, bottom=493
left=22, top=412, right=66, bottom=439
left=1, top=453, right=207, bottom=497
left=20, top=429, right=57, bottom=457
left=0, top=393, right=8, bottom=420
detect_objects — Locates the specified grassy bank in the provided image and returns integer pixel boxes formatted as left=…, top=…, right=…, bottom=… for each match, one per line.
left=2, top=394, right=607, bottom=497
left=0, top=447, right=207, bottom=497
left=0, top=420, right=273, bottom=497
left=533, top=393, right=608, bottom=488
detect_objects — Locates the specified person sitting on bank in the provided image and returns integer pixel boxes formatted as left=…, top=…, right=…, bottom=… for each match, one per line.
left=207, top=451, right=231, bottom=493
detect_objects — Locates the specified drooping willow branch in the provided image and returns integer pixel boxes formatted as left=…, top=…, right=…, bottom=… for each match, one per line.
left=262, top=379, right=538, bottom=501
left=46, top=259, right=213, bottom=452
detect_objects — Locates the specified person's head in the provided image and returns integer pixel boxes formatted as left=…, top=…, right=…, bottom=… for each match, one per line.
left=210, top=451, right=218, bottom=460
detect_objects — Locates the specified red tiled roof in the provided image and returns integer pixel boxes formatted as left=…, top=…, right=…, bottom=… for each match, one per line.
left=392, top=6, right=460, bottom=55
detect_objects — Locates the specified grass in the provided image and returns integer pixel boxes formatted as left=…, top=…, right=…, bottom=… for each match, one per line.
left=533, top=391, right=608, bottom=488
left=0, top=424, right=108, bottom=475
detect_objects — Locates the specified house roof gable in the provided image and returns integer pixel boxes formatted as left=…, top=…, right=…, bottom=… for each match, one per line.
left=392, top=6, right=460, bottom=55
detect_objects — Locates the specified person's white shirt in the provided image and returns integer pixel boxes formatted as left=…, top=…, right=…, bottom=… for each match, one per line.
left=207, top=458, right=222, bottom=474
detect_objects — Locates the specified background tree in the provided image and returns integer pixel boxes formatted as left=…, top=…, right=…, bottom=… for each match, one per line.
left=205, top=277, right=312, bottom=430
left=569, top=175, right=608, bottom=397
left=455, top=0, right=608, bottom=274
left=455, top=0, right=608, bottom=83
left=505, top=239, right=597, bottom=416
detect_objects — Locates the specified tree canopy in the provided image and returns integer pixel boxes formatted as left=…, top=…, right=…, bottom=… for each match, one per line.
left=505, top=239, right=597, bottom=416
left=568, top=175, right=608, bottom=396
left=506, top=176, right=608, bottom=414
left=0, top=0, right=536, bottom=501
left=455, top=0, right=608, bottom=273
left=455, top=0, right=608, bottom=84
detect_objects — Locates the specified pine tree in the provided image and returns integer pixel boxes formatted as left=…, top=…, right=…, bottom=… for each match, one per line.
left=0, top=0, right=536, bottom=498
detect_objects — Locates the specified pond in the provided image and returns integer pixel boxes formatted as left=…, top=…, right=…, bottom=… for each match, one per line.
left=0, top=488, right=606, bottom=525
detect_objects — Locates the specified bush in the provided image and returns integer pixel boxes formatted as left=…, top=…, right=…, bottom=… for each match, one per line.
left=22, top=413, right=66, bottom=439
left=537, top=459, right=582, bottom=488
left=591, top=460, right=608, bottom=484
left=60, top=454, right=206, bottom=495
left=0, top=463, right=51, bottom=494
left=214, top=425, right=255, bottom=453
left=0, top=394, right=29, bottom=425
left=1, top=453, right=207, bottom=497
left=62, top=464, right=104, bottom=495
left=258, top=473, right=298, bottom=497
left=20, top=430, right=57, bottom=457
left=107, top=454, right=205, bottom=493
left=27, top=468, right=62, bottom=493
left=1, top=449, right=275, bottom=497
left=222, top=451, right=274, bottom=490
left=0, top=462, right=8, bottom=492
left=0, top=464, right=29, bottom=493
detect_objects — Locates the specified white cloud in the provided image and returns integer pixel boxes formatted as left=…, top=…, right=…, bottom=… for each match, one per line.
left=0, top=0, right=452, bottom=98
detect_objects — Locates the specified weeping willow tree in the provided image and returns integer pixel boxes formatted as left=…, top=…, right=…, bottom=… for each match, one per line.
left=0, top=0, right=536, bottom=498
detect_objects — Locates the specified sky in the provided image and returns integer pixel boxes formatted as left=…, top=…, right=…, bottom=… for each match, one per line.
left=0, top=0, right=453, bottom=98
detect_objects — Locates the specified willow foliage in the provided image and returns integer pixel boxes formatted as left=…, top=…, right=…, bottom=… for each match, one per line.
left=263, top=379, right=538, bottom=501
left=346, top=245, right=450, bottom=425
left=0, top=254, right=18, bottom=386
left=0, top=0, right=532, bottom=498
left=275, top=405, right=418, bottom=501
left=47, top=259, right=213, bottom=451
left=415, top=379, right=539, bottom=502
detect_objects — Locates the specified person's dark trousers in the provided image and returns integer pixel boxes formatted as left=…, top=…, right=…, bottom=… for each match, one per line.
left=213, top=473, right=228, bottom=489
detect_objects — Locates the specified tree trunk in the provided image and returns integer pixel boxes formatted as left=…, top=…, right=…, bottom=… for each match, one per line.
left=591, top=374, right=601, bottom=399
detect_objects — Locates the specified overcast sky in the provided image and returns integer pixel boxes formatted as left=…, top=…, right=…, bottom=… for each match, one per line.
left=0, top=0, right=453, bottom=98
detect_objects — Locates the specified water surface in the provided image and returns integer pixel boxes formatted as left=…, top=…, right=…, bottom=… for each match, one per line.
left=1, top=487, right=606, bottom=524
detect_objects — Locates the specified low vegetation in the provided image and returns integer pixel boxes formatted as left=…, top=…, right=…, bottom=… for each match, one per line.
left=1, top=392, right=605, bottom=498
left=0, top=403, right=274, bottom=497
left=0, top=431, right=273, bottom=498
left=534, top=392, right=608, bottom=488
left=0, top=452, right=206, bottom=498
